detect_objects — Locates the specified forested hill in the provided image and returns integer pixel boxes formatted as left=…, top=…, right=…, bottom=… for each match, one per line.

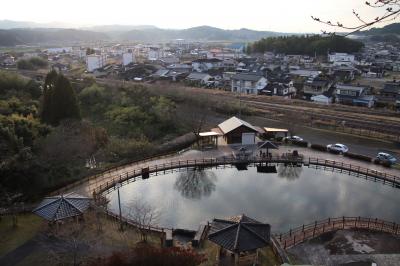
left=247, top=35, right=364, bottom=55
left=359, top=23, right=400, bottom=36
left=0, top=28, right=109, bottom=46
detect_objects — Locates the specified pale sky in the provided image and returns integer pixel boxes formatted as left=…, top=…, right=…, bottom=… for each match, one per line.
left=0, top=0, right=391, bottom=33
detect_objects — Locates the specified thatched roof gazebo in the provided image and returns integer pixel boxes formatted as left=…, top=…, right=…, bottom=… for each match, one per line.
left=208, top=214, right=271, bottom=265
left=33, top=192, right=91, bottom=222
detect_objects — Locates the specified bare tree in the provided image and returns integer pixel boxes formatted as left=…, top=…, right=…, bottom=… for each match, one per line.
left=174, top=168, right=217, bottom=200
left=125, top=200, right=160, bottom=243
left=312, top=1, right=400, bottom=35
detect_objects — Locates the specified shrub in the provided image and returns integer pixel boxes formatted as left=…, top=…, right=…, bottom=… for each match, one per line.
left=310, top=143, right=327, bottom=152
left=344, top=152, right=372, bottom=163
left=88, top=246, right=206, bottom=266
left=292, top=140, right=308, bottom=147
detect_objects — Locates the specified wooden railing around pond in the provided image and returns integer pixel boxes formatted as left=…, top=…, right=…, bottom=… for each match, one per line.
left=92, top=156, right=400, bottom=197
left=276, top=216, right=400, bottom=250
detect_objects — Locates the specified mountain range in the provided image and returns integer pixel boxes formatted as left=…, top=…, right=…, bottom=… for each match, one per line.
left=0, top=20, right=287, bottom=46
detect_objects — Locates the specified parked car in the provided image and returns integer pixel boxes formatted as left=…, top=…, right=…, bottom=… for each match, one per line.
left=375, top=152, right=397, bottom=165
left=284, top=136, right=304, bottom=142
left=327, top=143, right=349, bottom=154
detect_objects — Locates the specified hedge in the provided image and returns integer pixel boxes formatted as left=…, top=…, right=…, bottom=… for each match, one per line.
left=292, top=140, right=308, bottom=147
left=310, top=144, right=327, bottom=152
left=344, top=152, right=373, bottom=163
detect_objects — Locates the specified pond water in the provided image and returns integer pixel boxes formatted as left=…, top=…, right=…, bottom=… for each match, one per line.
left=107, top=164, right=400, bottom=232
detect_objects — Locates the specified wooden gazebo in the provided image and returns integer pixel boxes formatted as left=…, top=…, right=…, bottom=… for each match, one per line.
left=208, top=214, right=271, bottom=265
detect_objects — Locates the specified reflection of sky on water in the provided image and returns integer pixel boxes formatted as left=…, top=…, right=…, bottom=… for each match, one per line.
left=107, top=166, right=400, bottom=232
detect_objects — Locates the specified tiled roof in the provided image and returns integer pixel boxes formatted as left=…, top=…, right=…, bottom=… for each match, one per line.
left=33, top=192, right=91, bottom=221
left=208, top=214, right=270, bottom=253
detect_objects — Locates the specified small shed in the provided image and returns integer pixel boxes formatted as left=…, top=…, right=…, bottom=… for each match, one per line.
left=218, top=117, right=260, bottom=145
left=198, top=131, right=221, bottom=149
left=263, top=127, right=289, bottom=140
left=208, top=214, right=271, bottom=265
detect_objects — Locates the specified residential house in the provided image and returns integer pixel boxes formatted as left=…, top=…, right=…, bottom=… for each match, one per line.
left=378, top=81, right=400, bottom=107
left=192, top=58, right=223, bottom=72
left=328, top=53, right=355, bottom=66
left=335, top=84, right=375, bottom=108
left=311, top=90, right=334, bottom=104
left=231, top=73, right=268, bottom=95
left=303, top=77, right=333, bottom=99
left=186, top=72, right=212, bottom=85
left=260, top=81, right=296, bottom=98
left=166, top=64, right=192, bottom=73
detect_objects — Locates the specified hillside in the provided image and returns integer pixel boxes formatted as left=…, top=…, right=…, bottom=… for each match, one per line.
left=359, top=23, right=400, bottom=35
left=119, top=25, right=284, bottom=42
left=0, top=28, right=109, bottom=46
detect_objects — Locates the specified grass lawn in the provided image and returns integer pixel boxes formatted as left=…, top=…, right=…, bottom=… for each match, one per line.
left=0, top=214, right=43, bottom=257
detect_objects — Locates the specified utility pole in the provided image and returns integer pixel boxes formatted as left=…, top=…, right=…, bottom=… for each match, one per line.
left=116, top=183, right=123, bottom=230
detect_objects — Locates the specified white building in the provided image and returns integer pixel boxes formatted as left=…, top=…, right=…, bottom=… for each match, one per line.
left=231, top=73, right=268, bottom=95
left=86, top=54, right=107, bottom=72
left=192, top=58, right=223, bottom=72
left=328, top=53, right=355, bottom=66
left=122, top=52, right=135, bottom=66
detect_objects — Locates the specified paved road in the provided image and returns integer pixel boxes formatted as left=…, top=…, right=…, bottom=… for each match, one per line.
left=247, top=116, right=400, bottom=158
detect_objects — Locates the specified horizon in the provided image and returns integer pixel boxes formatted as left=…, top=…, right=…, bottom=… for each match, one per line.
left=0, top=0, right=393, bottom=33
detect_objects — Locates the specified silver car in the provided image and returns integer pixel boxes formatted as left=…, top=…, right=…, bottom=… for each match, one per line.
left=327, top=143, right=349, bottom=154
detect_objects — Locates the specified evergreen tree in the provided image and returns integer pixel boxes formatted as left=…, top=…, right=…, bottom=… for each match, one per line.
left=40, top=71, right=81, bottom=126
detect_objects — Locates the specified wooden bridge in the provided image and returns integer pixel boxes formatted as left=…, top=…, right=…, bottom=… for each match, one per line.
left=92, top=155, right=400, bottom=197
left=275, top=216, right=400, bottom=250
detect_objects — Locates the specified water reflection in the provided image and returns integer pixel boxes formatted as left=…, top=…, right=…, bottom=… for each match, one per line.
left=107, top=166, right=400, bottom=231
left=174, top=168, right=217, bottom=200
left=277, top=164, right=303, bottom=180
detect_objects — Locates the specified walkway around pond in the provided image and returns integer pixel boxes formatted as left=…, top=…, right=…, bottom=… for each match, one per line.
left=92, top=155, right=400, bottom=197
left=276, top=216, right=400, bottom=250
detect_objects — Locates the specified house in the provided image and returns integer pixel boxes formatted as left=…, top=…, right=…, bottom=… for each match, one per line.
left=303, top=77, right=333, bottom=99
left=192, top=58, right=223, bottom=72
left=260, top=82, right=296, bottom=98
left=378, top=81, right=400, bottom=106
left=166, top=64, right=192, bottom=73
left=328, top=53, right=355, bottom=66
left=335, top=84, right=375, bottom=108
left=214, top=116, right=261, bottom=145
left=311, top=88, right=334, bottom=104
left=86, top=54, right=107, bottom=72
left=186, top=72, right=212, bottom=85
left=231, top=73, right=268, bottom=95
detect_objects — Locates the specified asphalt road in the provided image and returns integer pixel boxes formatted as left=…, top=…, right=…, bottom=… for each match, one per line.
left=246, top=116, right=400, bottom=159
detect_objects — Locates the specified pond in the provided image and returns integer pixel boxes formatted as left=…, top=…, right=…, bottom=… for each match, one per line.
left=107, top=164, right=400, bottom=232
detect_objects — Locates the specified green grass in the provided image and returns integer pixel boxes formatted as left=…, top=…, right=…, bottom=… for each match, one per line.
left=0, top=214, right=43, bottom=257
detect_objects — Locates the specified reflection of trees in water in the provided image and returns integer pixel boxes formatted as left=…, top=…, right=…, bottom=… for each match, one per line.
left=277, top=164, right=303, bottom=180
left=174, top=168, right=217, bottom=200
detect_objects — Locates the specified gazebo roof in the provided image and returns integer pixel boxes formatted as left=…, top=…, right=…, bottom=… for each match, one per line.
left=33, top=192, right=91, bottom=222
left=208, top=214, right=270, bottom=253
left=258, top=141, right=279, bottom=150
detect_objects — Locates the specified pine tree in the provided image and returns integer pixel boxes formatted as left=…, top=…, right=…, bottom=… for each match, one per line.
left=40, top=71, right=81, bottom=126
left=40, top=70, right=58, bottom=124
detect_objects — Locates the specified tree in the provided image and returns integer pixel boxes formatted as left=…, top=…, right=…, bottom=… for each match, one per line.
left=312, top=0, right=400, bottom=34
left=174, top=168, right=217, bottom=200
left=40, top=71, right=81, bottom=126
left=125, top=199, right=159, bottom=242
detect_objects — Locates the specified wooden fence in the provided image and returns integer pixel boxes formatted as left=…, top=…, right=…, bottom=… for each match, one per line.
left=93, top=156, right=400, bottom=197
left=308, top=158, right=400, bottom=187
left=276, top=216, right=400, bottom=249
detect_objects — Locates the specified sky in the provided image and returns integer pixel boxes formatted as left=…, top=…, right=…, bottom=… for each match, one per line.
left=0, top=0, right=392, bottom=33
